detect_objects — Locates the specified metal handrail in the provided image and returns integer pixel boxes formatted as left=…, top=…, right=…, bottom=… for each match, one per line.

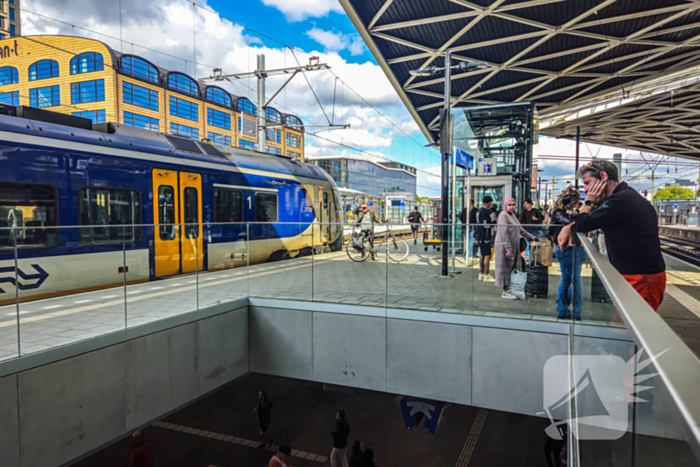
left=577, top=233, right=700, bottom=456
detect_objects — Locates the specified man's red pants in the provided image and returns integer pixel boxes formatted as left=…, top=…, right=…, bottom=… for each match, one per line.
left=621, top=272, right=666, bottom=311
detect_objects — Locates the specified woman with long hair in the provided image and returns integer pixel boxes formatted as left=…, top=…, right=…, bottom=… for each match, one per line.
left=494, top=197, right=536, bottom=299
left=550, top=187, right=586, bottom=319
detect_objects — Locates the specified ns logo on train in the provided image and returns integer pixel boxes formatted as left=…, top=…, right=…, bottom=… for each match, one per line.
left=0, top=265, right=49, bottom=293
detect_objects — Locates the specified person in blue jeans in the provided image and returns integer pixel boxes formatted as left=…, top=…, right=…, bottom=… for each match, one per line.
left=550, top=188, right=586, bottom=319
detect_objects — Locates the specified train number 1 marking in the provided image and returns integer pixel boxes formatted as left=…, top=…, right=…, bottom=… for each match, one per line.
left=247, top=196, right=252, bottom=209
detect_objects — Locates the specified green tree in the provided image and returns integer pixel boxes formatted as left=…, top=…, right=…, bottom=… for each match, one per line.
left=653, top=186, right=695, bottom=200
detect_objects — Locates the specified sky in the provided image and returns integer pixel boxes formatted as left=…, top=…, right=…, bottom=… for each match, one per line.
left=21, top=0, right=699, bottom=198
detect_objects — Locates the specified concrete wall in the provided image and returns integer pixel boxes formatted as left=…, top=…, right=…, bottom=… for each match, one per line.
left=249, top=304, right=570, bottom=412
left=0, top=307, right=248, bottom=467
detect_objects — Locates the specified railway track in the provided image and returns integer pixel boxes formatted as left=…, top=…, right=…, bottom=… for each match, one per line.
left=659, top=234, right=700, bottom=267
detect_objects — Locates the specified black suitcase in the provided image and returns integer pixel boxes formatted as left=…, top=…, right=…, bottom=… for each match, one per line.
left=525, top=263, right=549, bottom=298
left=591, top=268, right=611, bottom=303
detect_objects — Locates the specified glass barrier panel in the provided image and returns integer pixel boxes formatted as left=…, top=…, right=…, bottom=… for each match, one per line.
left=0, top=229, right=19, bottom=360
left=198, top=222, right=250, bottom=309
left=127, top=224, right=197, bottom=327
left=17, top=226, right=127, bottom=355
left=311, top=222, right=353, bottom=305
left=248, top=222, right=313, bottom=301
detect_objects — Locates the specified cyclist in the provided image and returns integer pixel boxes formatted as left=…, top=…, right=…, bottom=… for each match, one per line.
left=353, top=203, right=379, bottom=261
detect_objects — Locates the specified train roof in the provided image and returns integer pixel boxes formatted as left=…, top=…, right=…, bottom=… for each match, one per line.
left=0, top=105, right=328, bottom=181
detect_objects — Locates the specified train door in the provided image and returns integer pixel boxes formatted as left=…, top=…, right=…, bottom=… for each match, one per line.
left=152, top=169, right=204, bottom=277
left=317, top=186, right=330, bottom=244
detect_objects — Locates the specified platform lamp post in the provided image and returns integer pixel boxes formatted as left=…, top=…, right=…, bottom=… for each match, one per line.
left=409, top=51, right=487, bottom=276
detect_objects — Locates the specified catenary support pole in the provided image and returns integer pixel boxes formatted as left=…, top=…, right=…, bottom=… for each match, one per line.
left=440, top=50, right=452, bottom=277
left=575, top=126, right=580, bottom=191
left=257, top=54, right=266, bottom=153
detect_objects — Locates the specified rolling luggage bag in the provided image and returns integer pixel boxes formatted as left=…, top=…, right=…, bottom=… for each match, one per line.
left=591, top=268, right=611, bottom=303
left=525, top=263, right=548, bottom=298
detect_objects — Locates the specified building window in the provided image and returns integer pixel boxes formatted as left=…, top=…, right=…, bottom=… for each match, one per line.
left=0, top=67, right=16, bottom=86
left=29, top=86, right=60, bottom=108
left=70, top=52, right=104, bottom=75
left=255, top=193, right=277, bottom=222
left=72, top=110, right=106, bottom=124
left=0, top=91, right=19, bottom=105
left=237, top=97, right=257, bottom=115
left=213, top=189, right=243, bottom=223
left=286, top=133, right=301, bottom=148
left=78, top=187, right=142, bottom=245
left=123, top=81, right=158, bottom=111
left=206, top=107, right=231, bottom=130
left=0, top=18, right=4, bottom=29
left=266, top=146, right=282, bottom=156
left=167, top=73, right=199, bottom=98
left=207, top=132, right=231, bottom=146
left=123, top=111, right=159, bottom=131
left=238, top=117, right=256, bottom=137
left=286, top=115, right=302, bottom=128
left=170, top=122, right=199, bottom=140
left=0, top=182, right=59, bottom=250
left=28, top=60, right=59, bottom=81
left=169, top=96, right=199, bottom=121
left=70, top=79, right=105, bottom=104
left=9, top=7, right=14, bottom=20
left=265, top=128, right=281, bottom=143
left=121, top=56, right=159, bottom=84
left=265, top=108, right=282, bottom=124
left=9, top=25, right=15, bottom=37
left=205, top=86, right=232, bottom=107
left=287, top=150, right=301, bottom=159
left=239, top=139, right=257, bottom=151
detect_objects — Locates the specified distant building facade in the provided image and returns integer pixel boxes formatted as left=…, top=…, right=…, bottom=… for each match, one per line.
left=0, top=0, right=19, bottom=39
left=0, top=35, right=305, bottom=158
left=308, top=156, right=417, bottom=196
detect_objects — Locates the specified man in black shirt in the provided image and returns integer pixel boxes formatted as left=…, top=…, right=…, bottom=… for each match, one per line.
left=330, top=410, right=351, bottom=467
left=407, top=206, right=425, bottom=245
left=254, top=390, right=275, bottom=450
left=476, top=196, right=496, bottom=282
left=519, top=198, right=544, bottom=233
left=558, top=160, right=666, bottom=310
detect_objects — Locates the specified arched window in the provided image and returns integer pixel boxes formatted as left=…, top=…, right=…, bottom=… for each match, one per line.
left=265, top=107, right=282, bottom=124
left=205, top=86, right=232, bottom=107
left=121, top=56, right=159, bottom=84
left=0, top=66, right=18, bottom=85
left=28, top=60, right=59, bottom=81
left=237, top=97, right=257, bottom=115
left=285, top=115, right=302, bottom=127
left=168, top=72, right=199, bottom=98
left=70, top=52, right=104, bottom=75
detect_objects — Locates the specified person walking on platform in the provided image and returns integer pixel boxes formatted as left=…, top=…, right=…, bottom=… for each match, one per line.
left=349, top=440, right=365, bottom=467
left=550, top=188, right=586, bottom=319
left=254, top=390, right=275, bottom=450
left=558, top=160, right=666, bottom=311
left=476, top=196, right=496, bottom=281
left=494, top=198, right=536, bottom=299
left=330, top=410, right=351, bottom=467
left=407, top=206, right=424, bottom=245
left=353, top=204, right=379, bottom=261
left=269, top=445, right=292, bottom=467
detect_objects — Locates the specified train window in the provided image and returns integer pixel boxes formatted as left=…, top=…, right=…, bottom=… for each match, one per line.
left=255, top=193, right=278, bottom=223
left=323, top=192, right=328, bottom=209
left=158, top=186, right=177, bottom=241
left=183, top=187, right=199, bottom=239
left=0, top=182, right=59, bottom=250
left=214, top=190, right=243, bottom=223
left=78, top=188, right=142, bottom=245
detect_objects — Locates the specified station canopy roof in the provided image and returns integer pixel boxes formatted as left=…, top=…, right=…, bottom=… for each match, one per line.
left=340, top=0, right=700, bottom=157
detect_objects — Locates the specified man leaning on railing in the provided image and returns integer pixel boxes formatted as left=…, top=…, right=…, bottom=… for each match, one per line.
left=557, top=159, right=666, bottom=311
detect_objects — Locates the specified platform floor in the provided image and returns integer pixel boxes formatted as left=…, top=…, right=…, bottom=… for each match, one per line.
left=72, top=373, right=698, bottom=467
left=0, top=244, right=698, bottom=361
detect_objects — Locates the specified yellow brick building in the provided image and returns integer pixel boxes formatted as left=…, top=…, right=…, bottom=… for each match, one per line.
left=0, top=35, right=305, bottom=159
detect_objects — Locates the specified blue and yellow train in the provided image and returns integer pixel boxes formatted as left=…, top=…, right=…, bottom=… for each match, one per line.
left=0, top=106, right=343, bottom=305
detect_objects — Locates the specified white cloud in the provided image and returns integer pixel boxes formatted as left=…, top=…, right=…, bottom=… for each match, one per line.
left=305, top=28, right=365, bottom=56
left=260, top=0, right=343, bottom=21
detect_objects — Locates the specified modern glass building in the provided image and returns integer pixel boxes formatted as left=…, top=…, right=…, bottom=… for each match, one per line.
left=308, top=156, right=417, bottom=196
left=0, top=35, right=305, bottom=159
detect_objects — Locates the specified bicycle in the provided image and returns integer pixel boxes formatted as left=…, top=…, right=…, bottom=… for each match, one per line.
left=346, top=222, right=410, bottom=262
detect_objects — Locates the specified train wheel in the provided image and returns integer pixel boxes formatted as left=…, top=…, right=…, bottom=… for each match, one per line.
left=346, top=241, right=369, bottom=262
